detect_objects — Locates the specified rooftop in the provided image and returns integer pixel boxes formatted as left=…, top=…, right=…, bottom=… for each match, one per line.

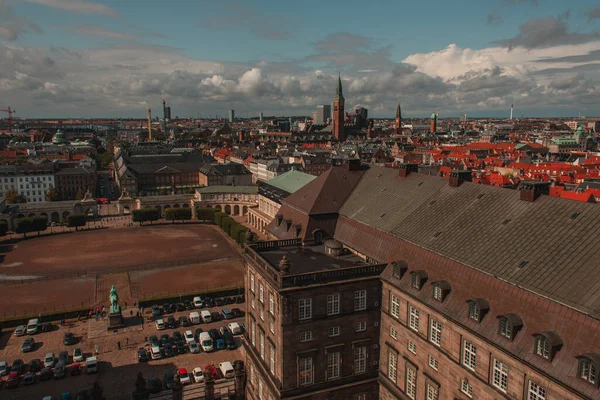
left=195, top=185, right=257, bottom=194
left=264, top=169, right=316, bottom=194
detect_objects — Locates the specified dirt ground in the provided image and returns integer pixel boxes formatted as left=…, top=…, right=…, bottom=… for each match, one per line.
left=0, top=224, right=241, bottom=277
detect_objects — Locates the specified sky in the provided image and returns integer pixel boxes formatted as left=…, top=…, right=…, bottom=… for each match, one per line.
left=1, top=0, right=600, bottom=118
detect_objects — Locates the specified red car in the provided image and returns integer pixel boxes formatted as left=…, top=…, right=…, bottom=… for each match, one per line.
left=6, top=372, right=19, bottom=388
left=203, top=365, right=219, bottom=380
left=70, top=363, right=81, bottom=376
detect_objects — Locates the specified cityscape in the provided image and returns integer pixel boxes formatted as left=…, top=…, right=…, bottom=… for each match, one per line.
left=0, top=1, right=600, bottom=400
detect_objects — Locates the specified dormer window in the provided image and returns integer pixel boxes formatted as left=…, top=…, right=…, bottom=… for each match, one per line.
left=390, top=261, right=408, bottom=279
left=410, top=270, right=428, bottom=290
left=431, top=281, right=451, bottom=302
left=533, top=332, right=562, bottom=361
left=284, top=219, right=292, bottom=231
left=294, top=225, right=302, bottom=238
left=467, top=298, right=489, bottom=323
left=497, top=314, right=523, bottom=341
left=577, top=354, right=600, bottom=387
left=275, top=214, right=283, bottom=226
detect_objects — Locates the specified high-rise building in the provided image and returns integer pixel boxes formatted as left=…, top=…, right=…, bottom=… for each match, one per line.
left=395, top=104, right=402, bottom=134
left=229, top=109, right=235, bottom=123
left=315, top=104, right=331, bottom=125
left=332, top=75, right=345, bottom=142
left=259, top=112, right=263, bottom=122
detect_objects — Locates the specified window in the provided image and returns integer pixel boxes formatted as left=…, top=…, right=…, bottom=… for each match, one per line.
left=354, top=290, right=366, bottom=311
left=408, top=340, right=417, bottom=354
left=411, top=273, right=421, bottom=289
left=299, top=298, right=312, bottom=320
left=535, top=336, right=550, bottom=360
left=392, top=262, right=402, bottom=278
left=433, top=285, right=442, bottom=301
left=260, top=307, right=264, bottom=321
left=461, top=378, right=473, bottom=398
left=462, top=341, right=477, bottom=371
left=327, top=352, right=341, bottom=380
left=578, top=357, right=598, bottom=385
left=259, top=331, right=265, bottom=360
left=428, top=355, right=439, bottom=370
left=499, top=317, right=513, bottom=339
left=390, top=326, right=398, bottom=340
left=468, top=301, right=480, bottom=321
left=249, top=365, right=255, bottom=386
left=355, top=321, right=367, bottom=332
left=327, top=293, right=340, bottom=315
left=269, top=315, right=275, bottom=334
left=300, top=331, right=312, bottom=342
left=251, top=296, right=256, bottom=310
left=269, top=293, right=274, bottom=314
left=408, top=305, right=419, bottom=331
left=354, top=346, right=367, bottom=374
left=426, top=384, right=439, bottom=400
left=353, top=394, right=366, bottom=400
left=251, top=320, right=256, bottom=346
left=259, top=282, right=264, bottom=303
left=528, top=381, right=546, bottom=400
left=405, top=364, right=416, bottom=399
left=388, top=352, right=398, bottom=383
left=429, top=319, right=442, bottom=346
left=492, top=359, right=508, bottom=392
left=269, top=342, right=275, bottom=374
left=250, top=273, right=255, bottom=292
left=299, top=357, right=313, bottom=385
left=391, top=294, right=400, bottom=318
left=328, top=326, right=340, bottom=337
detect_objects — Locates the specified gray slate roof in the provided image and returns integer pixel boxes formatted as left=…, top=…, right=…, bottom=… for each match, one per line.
left=339, top=165, right=600, bottom=319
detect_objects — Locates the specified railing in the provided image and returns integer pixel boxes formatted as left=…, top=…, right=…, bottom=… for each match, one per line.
left=0, top=299, right=94, bottom=320
left=249, top=238, right=301, bottom=250
left=281, top=264, right=387, bottom=288
left=139, top=280, right=244, bottom=303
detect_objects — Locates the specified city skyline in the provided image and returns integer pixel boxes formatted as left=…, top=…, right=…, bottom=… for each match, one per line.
left=1, top=0, right=600, bottom=118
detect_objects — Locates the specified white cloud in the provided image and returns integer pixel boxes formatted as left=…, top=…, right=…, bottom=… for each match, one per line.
left=21, top=0, right=117, bottom=16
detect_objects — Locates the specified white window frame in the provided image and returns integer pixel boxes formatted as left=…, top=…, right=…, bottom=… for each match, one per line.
left=391, top=294, right=400, bottom=318
left=462, top=340, right=477, bottom=371
left=499, top=317, right=512, bottom=339
left=259, top=330, right=265, bottom=360
left=406, top=364, right=417, bottom=399
left=390, top=325, right=398, bottom=340
left=298, top=298, right=312, bottom=320
left=327, top=351, right=341, bottom=380
left=269, top=342, right=275, bottom=374
left=528, top=381, right=546, bottom=400
left=579, top=358, right=598, bottom=384
left=461, top=378, right=473, bottom=398
left=353, top=394, right=366, bottom=400
left=426, top=383, right=439, bottom=400
left=259, top=282, right=264, bottom=303
left=260, top=307, right=265, bottom=321
left=355, top=321, right=367, bottom=332
left=428, top=355, right=439, bottom=370
left=354, top=290, right=367, bottom=311
left=408, top=340, right=417, bottom=354
left=300, top=331, right=312, bottom=342
left=269, top=315, right=275, bottom=334
left=409, top=305, right=419, bottom=331
left=299, top=357, right=313, bottom=385
left=468, top=302, right=480, bottom=321
left=535, top=337, right=551, bottom=359
left=327, top=293, right=340, bottom=315
left=354, top=346, right=367, bottom=374
left=269, top=292, right=275, bottom=315
left=429, top=319, right=442, bottom=346
left=251, top=320, right=256, bottom=346
left=492, top=359, right=508, bottom=393
left=250, top=273, right=255, bottom=292
left=388, top=352, right=398, bottom=383
left=433, top=284, right=443, bottom=301
left=328, top=326, right=340, bottom=337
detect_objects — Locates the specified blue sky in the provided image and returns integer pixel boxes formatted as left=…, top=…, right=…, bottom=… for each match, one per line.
left=1, top=0, right=600, bottom=117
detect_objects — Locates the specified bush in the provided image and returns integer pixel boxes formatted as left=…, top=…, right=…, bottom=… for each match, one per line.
left=221, top=217, right=234, bottom=235
left=196, top=207, right=216, bottom=222
left=32, top=215, right=48, bottom=234
left=0, top=220, right=8, bottom=236
left=214, top=212, right=225, bottom=227
left=164, top=207, right=191, bottom=222
left=15, top=217, right=34, bottom=237
left=67, top=214, right=87, bottom=231
left=132, top=208, right=161, bottom=225
left=237, top=227, right=248, bottom=245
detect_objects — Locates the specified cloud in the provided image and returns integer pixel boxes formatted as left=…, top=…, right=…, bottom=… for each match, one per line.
left=0, top=0, right=43, bottom=41
left=487, top=13, right=503, bottom=25
left=504, top=0, right=538, bottom=5
left=201, top=2, right=291, bottom=40
left=494, top=13, right=600, bottom=49
left=58, top=24, right=136, bottom=40
left=21, top=0, right=117, bottom=17
left=586, top=7, right=600, bottom=20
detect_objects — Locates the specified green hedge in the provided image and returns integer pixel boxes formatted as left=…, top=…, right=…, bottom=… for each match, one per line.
left=214, top=211, right=225, bottom=227
left=165, top=207, right=192, bottom=222
left=14, top=216, right=47, bottom=237
left=196, top=207, right=216, bottom=222
left=67, top=214, right=86, bottom=231
left=0, top=220, right=8, bottom=236
left=132, top=208, right=161, bottom=225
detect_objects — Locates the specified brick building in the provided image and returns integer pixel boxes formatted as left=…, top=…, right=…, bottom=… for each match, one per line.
left=198, top=163, right=252, bottom=187
left=259, top=161, right=600, bottom=400
left=54, top=166, right=96, bottom=200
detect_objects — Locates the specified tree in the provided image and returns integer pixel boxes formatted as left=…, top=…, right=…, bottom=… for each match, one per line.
left=32, top=215, right=48, bottom=235
left=196, top=207, right=216, bottom=222
left=15, top=217, right=34, bottom=237
left=0, top=220, right=8, bottom=236
left=164, top=208, right=191, bottom=223
left=46, top=184, right=58, bottom=202
left=221, top=217, right=234, bottom=235
left=237, top=227, right=248, bottom=245
left=214, top=212, right=225, bottom=227
left=230, top=223, right=243, bottom=244
left=67, top=214, right=87, bottom=231
left=186, top=188, right=196, bottom=194
left=75, top=188, right=85, bottom=200
left=4, top=188, right=26, bottom=204
left=132, top=208, right=160, bottom=226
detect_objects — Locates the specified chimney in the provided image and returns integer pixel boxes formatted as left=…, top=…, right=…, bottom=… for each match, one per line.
left=347, top=158, right=361, bottom=171
left=399, top=163, right=419, bottom=178
left=449, top=170, right=472, bottom=187
left=519, top=181, right=550, bottom=202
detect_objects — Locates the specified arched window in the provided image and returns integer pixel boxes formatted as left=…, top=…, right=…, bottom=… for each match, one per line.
left=533, top=332, right=563, bottom=361
left=497, top=314, right=523, bottom=340
left=466, top=298, right=489, bottom=323
left=576, top=354, right=600, bottom=387
left=431, top=281, right=451, bottom=302
left=410, top=270, right=428, bottom=290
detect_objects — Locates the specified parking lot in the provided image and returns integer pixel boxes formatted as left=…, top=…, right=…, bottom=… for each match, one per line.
left=0, top=298, right=246, bottom=399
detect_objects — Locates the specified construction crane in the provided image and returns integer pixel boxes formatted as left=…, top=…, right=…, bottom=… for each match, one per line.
left=147, top=106, right=152, bottom=141
left=0, top=106, right=15, bottom=133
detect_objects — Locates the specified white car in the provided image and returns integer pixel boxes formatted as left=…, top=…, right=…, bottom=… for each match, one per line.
left=184, top=330, right=195, bottom=344
left=150, top=346, right=162, bottom=360
left=192, top=367, right=204, bottom=383
left=73, top=348, right=84, bottom=363
left=228, top=322, right=241, bottom=335
left=26, top=318, right=39, bottom=335
left=219, top=361, right=234, bottom=379
left=188, top=341, right=200, bottom=354
left=0, top=361, right=7, bottom=376
left=44, top=352, right=56, bottom=368
left=14, top=325, right=26, bottom=336
left=155, top=319, right=165, bottom=330
left=193, top=296, right=203, bottom=308
left=178, top=368, right=191, bottom=385
left=199, top=332, right=213, bottom=352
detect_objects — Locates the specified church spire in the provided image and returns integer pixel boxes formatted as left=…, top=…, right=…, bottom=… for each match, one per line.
left=333, top=73, right=344, bottom=101
left=396, top=103, right=401, bottom=119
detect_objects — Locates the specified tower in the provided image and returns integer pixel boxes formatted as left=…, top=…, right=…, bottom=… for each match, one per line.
left=395, top=103, right=402, bottom=134
left=147, top=107, right=152, bottom=141
left=332, top=74, right=345, bottom=142
left=430, top=113, right=437, bottom=133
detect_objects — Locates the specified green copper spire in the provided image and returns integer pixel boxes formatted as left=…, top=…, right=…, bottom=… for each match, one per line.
left=333, top=73, right=344, bottom=101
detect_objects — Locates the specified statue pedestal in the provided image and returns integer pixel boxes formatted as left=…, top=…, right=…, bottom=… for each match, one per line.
left=107, top=311, right=124, bottom=330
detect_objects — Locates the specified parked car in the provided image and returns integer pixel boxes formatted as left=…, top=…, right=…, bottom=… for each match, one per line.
left=172, top=331, right=183, bottom=343
left=192, top=367, right=204, bottom=383
left=203, top=297, right=215, bottom=308
left=194, top=328, right=203, bottom=341
left=151, top=305, right=162, bottom=319
left=175, top=303, right=186, bottom=312
left=177, top=368, right=191, bottom=385
left=164, top=370, right=175, bottom=390
left=160, top=334, right=170, bottom=347
left=166, top=316, right=177, bottom=328
left=219, top=361, right=234, bottom=379
left=208, top=329, right=220, bottom=341
left=29, top=359, right=42, bottom=372
left=223, top=331, right=236, bottom=350
left=184, top=300, right=193, bottom=310
left=203, top=365, right=218, bottom=380
left=215, top=298, right=225, bottom=307
left=53, top=363, right=66, bottom=379
left=58, top=351, right=69, bottom=365
left=162, top=303, right=173, bottom=314
left=200, top=310, right=212, bottom=323
left=41, top=322, right=53, bottom=333
left=85, top=357, right=98, bottom=373
left=188, top=341, right=200, bottom=354
left=163, top=343, right=175, bottom=357
left=179, top=316, right=190, bottom=327
left=155, top=319, right=165, bottom=330
left=224, top=296, right=234, bottom=305
left=189, top=311, right=200, bottom=324
left=63, top=332, right=76, bottom=346
left=175, top=341, right=186, bottom=354
left=231, top=308, right=242, bottom=318
left=69, top=363, right=81, bottom=376
left=150, top=346, right=161, bottom=360
left=26, top=318, right=40, bottom=335
left=23, top=371, right=36, bottom=385
left=6, top=372, right=19, bottom=388
left=199, top=332, right=213, bottom=352
left=211, top=311, right=221, bottom=322
left=73, top=348, right=84, bottom=363
left=150, top=335, right=159, bottom=348
left=148, top=377, right=162, bottom=394
left=0, top=360, right=7, bottom=376
left=221, top=309, right=233, bottom=320
left=11, top=359, right=24, bottom=374
left=40, top=367, right=52, bottom=381
left=21, top=337, right=35, bottom=353
left=44, top=353, right=56, bottom=368
left=14, top=325, right=26, bottom=337
left=184, top=330, right=195, bottom=344
left=193, top=296, right=203, bottom=308
left=137, top=348, right=148, bottom=362
left=228, top=322, right=241, bottom=335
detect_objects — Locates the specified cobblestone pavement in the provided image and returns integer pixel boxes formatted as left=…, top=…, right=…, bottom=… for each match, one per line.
left=0, top=302, right=246, bottom=400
